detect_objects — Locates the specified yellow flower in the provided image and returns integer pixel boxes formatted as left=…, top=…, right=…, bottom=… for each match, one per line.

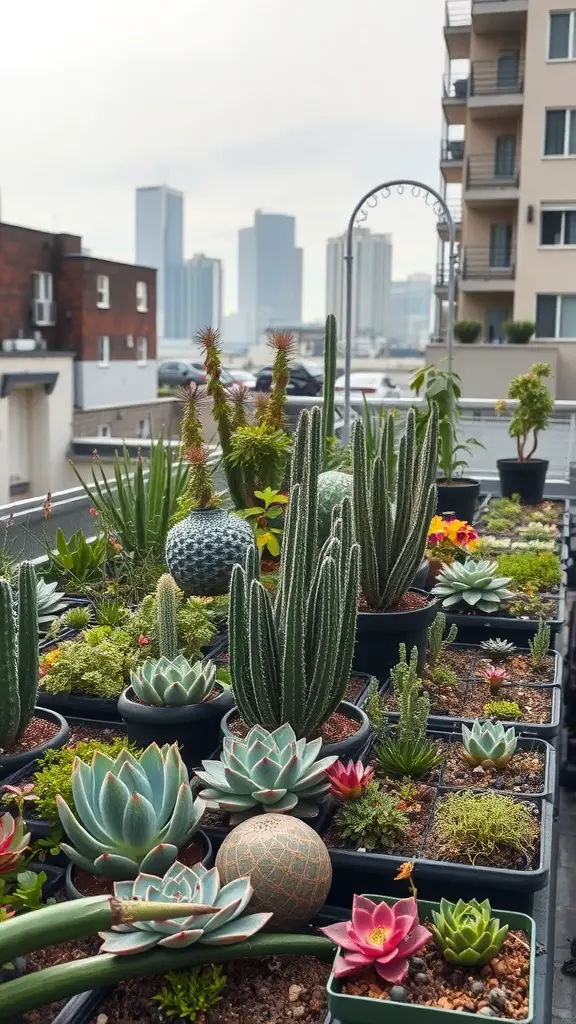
left=428, top=515, right=445, bottom=535
left=394, top=861, right=414, bottom=881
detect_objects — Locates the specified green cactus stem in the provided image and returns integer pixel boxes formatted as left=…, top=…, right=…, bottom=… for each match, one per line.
left=0, top=561, right=39, bottom=749
left=322, top=314, right=337, bottom=467
left=156, top=574, right=179, bottom=660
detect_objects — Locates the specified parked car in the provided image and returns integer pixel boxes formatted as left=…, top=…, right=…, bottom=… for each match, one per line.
left=158, top=361, right=234, bottom=388
left=334, top=372, right=401, bottom=400
left=254, top=362, right=324, bottom=396
left=224, top=368, right=257, bottom=389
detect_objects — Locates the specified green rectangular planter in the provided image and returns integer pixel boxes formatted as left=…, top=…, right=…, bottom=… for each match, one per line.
left=327, top=895, right=536, bottom=1024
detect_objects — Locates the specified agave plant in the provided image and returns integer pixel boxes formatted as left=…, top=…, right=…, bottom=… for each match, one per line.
left=196, top=724, right=336, bottom=821
left=430, top=897, right=509, bottom=966
left=130, top=655, right=218, bottom=707
left=36, top=579, right=67, bottom=629
left=0, top=814, right=31, bottom=874
left=320, top=895, right=431, bottom=981
left=57, top=743, right=205, bottom=880
left=461, top=719, right=517, bottom=768
left=431, top=559, right=514, bottom=614
left=98, top=861, right=272, bottom=954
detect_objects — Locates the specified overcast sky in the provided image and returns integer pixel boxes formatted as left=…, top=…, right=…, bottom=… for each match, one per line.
left=1, top=0, right=447, bottom=319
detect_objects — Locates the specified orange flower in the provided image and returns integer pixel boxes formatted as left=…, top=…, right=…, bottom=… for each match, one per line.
left=394, top=861, right=414, bottom=881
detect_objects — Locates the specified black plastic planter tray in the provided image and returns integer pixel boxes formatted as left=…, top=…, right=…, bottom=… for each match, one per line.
left=443, top=582, right=566, bottom=644
left=433, top=730, right=556, bottom=801
left=51, top=989, right=114, bottom=1024
left=428, top=642, right=562, bottom=687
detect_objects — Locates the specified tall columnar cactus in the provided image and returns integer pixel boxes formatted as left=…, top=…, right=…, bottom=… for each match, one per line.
left=156, top=574, right=179, bottom=660
left=352, top=405, right=438, bottom=610
left=229, top=406, right=360, bottom=739
left=0, top=562, right=39, bottom=750
left=322, top=314, right=337, bottom=467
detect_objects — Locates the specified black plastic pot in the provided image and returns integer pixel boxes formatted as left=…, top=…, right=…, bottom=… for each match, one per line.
left=443, top=581, right=565, bottom=643
left=497, top=458, right=549, bottom=504
left=118, top=685, right=235, bottom=770
left=436, top=477, right=480, bottom=524
left=411, top=559, right=429, bottom=591
left=220, top=701, right=372, bottom=761
left=51, top=989, right=114, bottom=1024
left=35, top=689, right=121, bottom=722
left=353, top=591, right=439, bottom=684
left=0, top=708, right=69, bottom=781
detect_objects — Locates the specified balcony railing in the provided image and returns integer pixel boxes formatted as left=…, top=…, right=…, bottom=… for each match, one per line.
left=441, top=139, right=465, bottom=162
left=445, top=0, right=471, bottom=27
left=436, top=263, right=450, bottom=287
left=461, top=247, right=516, bottom=279
left=470, top=58, right=524, bottom=96
left=438, top=200, right=463, bottom=227
left=443, top=72, right=469, bottom=100
left=466, top=154, right=519, bottom=188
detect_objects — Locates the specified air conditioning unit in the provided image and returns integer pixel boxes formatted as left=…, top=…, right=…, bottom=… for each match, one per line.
left=31, top=299, right=56, bottom=326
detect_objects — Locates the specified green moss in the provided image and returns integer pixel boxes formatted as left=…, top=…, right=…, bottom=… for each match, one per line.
left=433, top=791, right=536, bottom=864
left=39, top=628, right=131, bottom=699
left=32, top=736, right=140, bottom=823
left=496, top=550, right=561, bottom=591
left=483, top=699, right=523, bottom=721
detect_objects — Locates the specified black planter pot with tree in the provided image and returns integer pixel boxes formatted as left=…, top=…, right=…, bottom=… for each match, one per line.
left=503, top=319, right=536, bottom=345
left=411, top=361, right=482, bottom=525
left=496, top=362, right=554, bottom=504
left=454, top=320, right=481, bottom=344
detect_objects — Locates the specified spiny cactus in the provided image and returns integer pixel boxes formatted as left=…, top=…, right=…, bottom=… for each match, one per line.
left=0, top=562, right=39, bottom=749
left=352, top=405, right=438, bottom=610
left=528, top=619, right=551, bottom=669
left=392, top=644, right=430, bottom=743
left=229, top=406, right=360, bottom=739
left=427, top=612, right=458, bottom=667
left=322, top=314, right=337, bottom=467
left=156, top=574, right=179, bottom=660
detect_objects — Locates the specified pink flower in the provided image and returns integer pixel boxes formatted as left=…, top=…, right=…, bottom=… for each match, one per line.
left=138, top=635, right=152, bottom=646
left=320, top=895, right=431, bottom=983
left=326, top=760, right=374, bottom=801
left=0, top=813, right=31, bottom=874
left=481, top=664, right=507, bottom=694
left=89, top=507, right=99, bottom=516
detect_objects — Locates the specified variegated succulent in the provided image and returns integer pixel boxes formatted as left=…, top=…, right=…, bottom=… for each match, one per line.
left=130, top=655, right=218, bottom=707
left=98, top=861, right=272, bottom=954
left=461, top=719, right=518, bottom=768
left=57, top=742, right=205, bottom=880
left=196, top=723, right=337, bottom=822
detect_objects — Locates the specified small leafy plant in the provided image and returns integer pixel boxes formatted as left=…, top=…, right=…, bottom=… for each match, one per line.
left=43, top=528, right=109, bottom=590
left=503, top=320, right=535, bottom=345
left=496, top=550, right=561, bottom=592
left=236, top=487, right=288, bottom=558
left=426, top=612, right=458, bottom=688
left=528, top=620, right=551, bottom=669
left=433, top=791, right=536, bottom=864
left=411, top=361, right=483, bottom=482
left=153, top=965, right=227, bottom=1022
left=454, top=320, right=481, bottom=344
left=479, top=638, right=516, bottom=662
left=334, top=781, right=409, bottom=851
left=496, top=362, right=554, bottom=462
left=31, top=736, right=140, bottom=824
left=483, top=698, right=523, bottom=721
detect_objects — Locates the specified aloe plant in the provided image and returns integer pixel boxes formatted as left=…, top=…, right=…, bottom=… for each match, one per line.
left=229, top=407, right=360, bottom=738
left=0, top=562, right=39, bottom=749
left=36, top=578, right=67, bottom=629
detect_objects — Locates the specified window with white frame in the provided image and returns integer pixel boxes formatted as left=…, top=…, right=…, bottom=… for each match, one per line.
left=138, top=419, right=150, bottom=439
left=97, top=424, right=111, bottom=438
left=549, top=11, right=576, bottom=60
left=136, top=281, right=148, bottom=312
left=544, top=109, right=576, bottom=156
left=97, top=336, right=110, bottom=365
left=96, top=274, right=110, bottom=308
left=536, top=294, right=576, bottom=339
left=31, top=272, right=53, bottom=301
left=126, top=334, right=134, bottom=348
left=541, top=206, right=576, bottom=246
left=136, top=337, right=148, bottom=364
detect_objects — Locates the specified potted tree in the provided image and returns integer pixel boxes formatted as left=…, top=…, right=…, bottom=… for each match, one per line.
left=503, top=320, right=535, bottom=345
left=411, top=363, right=482, bottom=524
left=496, top=362, right=554, bottom=503
left=454, top=321, right=481, bottom=344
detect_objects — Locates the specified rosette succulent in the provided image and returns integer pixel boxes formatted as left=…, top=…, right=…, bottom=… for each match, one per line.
left=196, top=724, right=336, bottom=822
left=430, top=897, right=509, bottom=966
left=480, top=664, right=507, bottom=695
left=326, top=760, right=374, bottom=801
left=36, top=579, right=67, bottom=629
left=321, top=895, right=431, bottom=981
left=461, top=720, right=518, bottom=768
left=432, top=559, right=514, bottom=614
left=98, top=861, right=272, bottom=954
left=0, top=813, right=31, bottom=874
left=130, top=655, right=218, bottom=707
left=479, top=638, right=517, bottom=661
left=57, top=742, right=205, bottom=880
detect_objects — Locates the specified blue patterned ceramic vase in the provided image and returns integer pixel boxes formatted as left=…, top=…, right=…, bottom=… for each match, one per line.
left=165, top=508, right=254, bottom=596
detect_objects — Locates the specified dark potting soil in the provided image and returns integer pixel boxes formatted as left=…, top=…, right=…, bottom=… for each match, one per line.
left=68, top=722, right=127, bottom=744
left=441, top=747, right=545, bottom=793
left=424, top=796, right=540, bottom=870
left=472, top=653, right=555, bottom=685
left=341, top=929, right=531, bottom=1018
left=227, top=710, right=361, bottom=745
left=23, top=934, right=98, bottom=1024
left=89, top=954, right=330, bottom=1023
left=441, top=648, right=476, bottom=676
left=358, top=591, right=431, bottom=613
left=0, top=715, right=60, bottom=756
left=461, top=683, right=552, bottom=724
left=384, top=678, right=466, bottom=718
left=501, top=595, right=559, bottom=620
left=72, top=837, right=207, bottom=897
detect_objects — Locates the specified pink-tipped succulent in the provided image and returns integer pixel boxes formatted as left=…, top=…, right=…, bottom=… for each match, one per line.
left=0, top=813, right=31, bottom=874
left=326, top=760, right=374, bottom=801
left=321, top=895, right=431, bottom=982
left=481, top=664, right=507, bottom=695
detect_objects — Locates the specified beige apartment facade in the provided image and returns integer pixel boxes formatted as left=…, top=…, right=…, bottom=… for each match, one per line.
left=436, top=0, right=576, bottom=353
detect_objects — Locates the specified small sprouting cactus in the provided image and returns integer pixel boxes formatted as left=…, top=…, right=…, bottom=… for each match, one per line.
left=427, top=612, right=458, bottom=667
left=156, top=574, right=179, bottom=661
left=480, top=664, right=507, bottom=695
left=528, top=620, right=551, bottom=670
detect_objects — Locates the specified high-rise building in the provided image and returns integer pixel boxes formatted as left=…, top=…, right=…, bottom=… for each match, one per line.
left=186, top=254, right=223, bottom=338
left=437, top=1, right=576, bottom=344
left=389, top=274, right=432, bottom=348
left=326, top=228, right=393, bottom=340
left=135, top=186, right=185, bottom=339
left=237, top=210, right=303, bottom=343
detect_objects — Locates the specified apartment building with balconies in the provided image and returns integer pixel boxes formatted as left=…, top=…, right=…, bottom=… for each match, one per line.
left=435, top=0, right=576, bottom=354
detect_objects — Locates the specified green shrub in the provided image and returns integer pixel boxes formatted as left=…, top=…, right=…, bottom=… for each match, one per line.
left=334, top=781, right=409, bottom=851
left=496, top=550, right=561, bottom=591
left=433, top=791, right=536, bottom=863
left=32, top=737, right=140, bottom=823
left=153, top=966, right=227, bottom=1022
left=127, top=593, right=215, bottom=662
left=39, top=628, right=132, bottom=699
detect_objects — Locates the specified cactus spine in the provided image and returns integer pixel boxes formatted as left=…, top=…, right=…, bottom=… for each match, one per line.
left=352, top=404, right=438, bottom=610
left=322, top=314, right=337, bottom=467
left=229, top=406, right=360, bottom=739
left=0, top=562, right=39, bottom=749
left=156, top=574, right=179, bottom=660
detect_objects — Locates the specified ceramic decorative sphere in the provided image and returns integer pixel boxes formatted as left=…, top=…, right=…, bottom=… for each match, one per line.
left=216, top=814, right=332, bottom=930
left=165, top=507, right=254, bottom=596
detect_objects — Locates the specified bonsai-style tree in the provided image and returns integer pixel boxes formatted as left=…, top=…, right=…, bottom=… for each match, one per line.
left=503, top=320, right=535, bottom=345
left=454, top=321, right=481, bottom=344
left=411, top=361, right=482, bottom=483
left=497, top=362, right=554, bottom=462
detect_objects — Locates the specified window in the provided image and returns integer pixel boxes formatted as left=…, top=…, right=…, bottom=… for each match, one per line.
left=31, top=272, right=53, bottom=301
left=96, top=274, right=110, bottom=308
left=536, top=294, right=576, bottom=338
left=138, top=419, right=150, bottom=439
left=97, top=336, right=110, bottom=366
left=97, top=424, right=111, bottom=438
left=136, top=337, right=147, bottom=365
left=126, top=334, right=134, bottom=348
left=549, top=11, right=576, bottom=60
left=136, top=281, right=148, bottom=312
left=544, top=109, right=576, bottom=156
left=541, top=207, right=576, bottom=246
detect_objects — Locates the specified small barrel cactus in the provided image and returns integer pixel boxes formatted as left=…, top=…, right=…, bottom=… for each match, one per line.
left=431, top=897, right=509, bottom=966
left=461, top=719, right=518, bottom=768
left=432, top=559, right=513, bottom=613
left=57, top=742, right=205, bottom=880
left=0, top=562, right=39, bottom=750
left=130, top=655, right=218, bottom=707
left=98, top=861, right=272, bottom=953
left=196, top=724, right=337, bottom=822
left=0, top=813, right=31, bottom=873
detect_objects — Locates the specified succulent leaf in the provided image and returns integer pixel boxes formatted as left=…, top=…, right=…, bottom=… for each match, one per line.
left=461, top=719, right=517, bottom=768
left=130, top=655, right=217, bottom=707
left=431, top=897, right=509, bottom=966
left=432, top=559, right=514, bottom=613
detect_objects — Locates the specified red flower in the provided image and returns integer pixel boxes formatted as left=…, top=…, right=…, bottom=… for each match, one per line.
left=138, top=635, right=152, bottom=646
left=326, top=760, right=374, bottom=801
left=89, top=507, right=99, bottom=516
left=427, top=532, right=444, bottom=547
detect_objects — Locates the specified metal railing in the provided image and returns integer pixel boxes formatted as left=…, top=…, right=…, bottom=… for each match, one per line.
left=470, top=58, right=524, bottom=96
left=445, top=0, right=471, bottom=27
left=443, top=72, right=470, bottom=100
left=441, top=139, right=465, bottom=162
left=438, top=199, right=463, bottom=227
left=466, top=153, right=519, bottom=188
left=435, top=263, right=450, bottom=287
left=461, top=247, right=516, bottom=279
